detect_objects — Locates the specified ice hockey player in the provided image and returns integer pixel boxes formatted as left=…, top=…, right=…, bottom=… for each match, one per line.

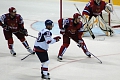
left=33, top=19, right=61, bottom=80
left=57, top=13, right=91, bottom=61
left=82, top=0, right=114, bottom=36
left=0, top=7, right=35, bottom=56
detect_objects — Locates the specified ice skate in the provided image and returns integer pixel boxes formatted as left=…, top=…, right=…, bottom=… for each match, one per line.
left=41, top=74, right=50, bottom=80
left=57, top=56, right=62, bottom=61
left=41, top=70, right=50, bottom=76
left=10, top=49, right=16, bottom=56
left=27, top=47, right=35, bottom=54
left=85, top=52, right=91, bottom=58
left=109, top=30, right=114, bottom=37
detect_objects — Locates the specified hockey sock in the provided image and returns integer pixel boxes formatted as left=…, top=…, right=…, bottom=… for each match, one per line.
left=8, top=38, right=14, bottom=49
left=41, top=60, right=49, bottom=75
left=58, top=44, right=69, bottom=56
left=79, top=40, right=88, bottom=53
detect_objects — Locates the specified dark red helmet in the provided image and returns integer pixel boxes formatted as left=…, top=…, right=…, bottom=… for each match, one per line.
left=9, top=7, right=16, bottom=13
left=73, top=13, right=81, bottom=19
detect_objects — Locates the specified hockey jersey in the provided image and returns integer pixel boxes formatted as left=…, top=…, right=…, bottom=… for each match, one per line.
left=0, top=13, right=24, bottom=32
left=82, top=0, right=106, bottom=17
left=58, top=18, right=84, bottom=39
left=34, top=28, right=56, bottom=52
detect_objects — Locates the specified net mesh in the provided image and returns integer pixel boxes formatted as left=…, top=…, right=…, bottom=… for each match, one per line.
left=102, top=0, right=120, bottom=28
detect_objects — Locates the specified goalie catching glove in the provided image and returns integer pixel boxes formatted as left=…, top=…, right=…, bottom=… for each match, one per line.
left=105, top=3, right=113, bottom=13
left=19, top=28, right=28, bottom=36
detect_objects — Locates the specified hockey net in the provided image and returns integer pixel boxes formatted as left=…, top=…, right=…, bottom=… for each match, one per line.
left=102, top=0, right=120, bottom=28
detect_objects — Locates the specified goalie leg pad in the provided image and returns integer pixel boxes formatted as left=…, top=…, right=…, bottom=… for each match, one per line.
left=97, top=16, right=114, bottom=36
left=82, top=16, right=96, bottom=37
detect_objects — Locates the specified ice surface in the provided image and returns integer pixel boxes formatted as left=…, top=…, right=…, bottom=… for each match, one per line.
left=0, top=0, right=120, bottom=80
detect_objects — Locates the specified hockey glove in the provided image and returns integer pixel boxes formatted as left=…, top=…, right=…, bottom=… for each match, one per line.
left=2, top=24, right=9, bottom=31
left=53, top=36, right=61, bottom=42
left=60, top=29, right=65, bottom=35
left=77, top=40, right=84, bottom=47
left=20, top=28, right=28, bottom=36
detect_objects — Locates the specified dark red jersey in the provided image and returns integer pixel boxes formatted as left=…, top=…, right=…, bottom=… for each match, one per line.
left=82, top=0, right=106, bottom=17
left=58, top=18, right=83, bottom=39
left=0, top=13, right=24, bottom=32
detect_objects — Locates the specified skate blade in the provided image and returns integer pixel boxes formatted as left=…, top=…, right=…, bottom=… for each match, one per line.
left=41, top=78, right=50, bottom=80
left=11, top=52, right=16, bottom=57
left=57, top=59, right=62, bottom=62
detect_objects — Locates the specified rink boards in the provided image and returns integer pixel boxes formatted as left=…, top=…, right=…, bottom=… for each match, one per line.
left=70, top=0, right=120, bottom=5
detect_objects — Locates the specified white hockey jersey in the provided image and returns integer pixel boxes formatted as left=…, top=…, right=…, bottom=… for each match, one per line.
left=34, top=28, right=56, bottom=51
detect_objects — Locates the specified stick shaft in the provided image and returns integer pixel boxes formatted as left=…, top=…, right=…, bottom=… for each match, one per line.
left=28, top=35, right=37, bottom=39
left=74, top=4, right=95, bottom=39
left=90, top=53, right=102, bottom=64
left=21, top=54, right=32, bottom=60
left=66, top=34, right=102, bottom=63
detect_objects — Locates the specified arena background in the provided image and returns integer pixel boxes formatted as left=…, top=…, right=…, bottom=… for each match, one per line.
left=70, top=0, right=120, bottom=5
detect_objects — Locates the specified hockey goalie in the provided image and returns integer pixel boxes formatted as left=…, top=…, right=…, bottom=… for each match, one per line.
left=82, top=0, right=114, bottom=36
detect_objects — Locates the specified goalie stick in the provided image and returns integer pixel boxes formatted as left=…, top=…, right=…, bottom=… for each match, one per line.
left=74, top=4, right=95, bottom=39
left=65, top=34, right=102, bottom=64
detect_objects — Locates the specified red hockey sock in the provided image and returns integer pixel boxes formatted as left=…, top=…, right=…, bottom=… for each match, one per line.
left=8, top=38, right=14, bottom=49
left=58, top=43, right=69, bottom=56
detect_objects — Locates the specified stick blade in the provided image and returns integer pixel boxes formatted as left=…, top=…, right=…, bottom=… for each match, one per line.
left=92, top=35, right=95, bottom=39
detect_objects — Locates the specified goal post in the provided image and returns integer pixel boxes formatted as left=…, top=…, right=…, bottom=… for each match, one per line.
left=103, top=0, right=120, bottom=28
left=60, top=0, right=120, bottom=28
left=60, top=0, right=62, bottom=19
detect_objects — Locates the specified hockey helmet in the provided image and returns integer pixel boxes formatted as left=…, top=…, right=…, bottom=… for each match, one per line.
left=94, top=0, right=101, bottom=5
left=45, top=19, right=54, bottom=27
left=9, top=7, right=16, bottom=13
left=73, top=13, right=81, bottom=19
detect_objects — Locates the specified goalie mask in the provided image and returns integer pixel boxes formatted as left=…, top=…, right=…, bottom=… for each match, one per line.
left=94, top=0, right=101, bottom=5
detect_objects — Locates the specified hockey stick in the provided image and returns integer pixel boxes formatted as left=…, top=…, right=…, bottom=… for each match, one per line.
left=74, top=4, right=95, bottom=39
left=28, top=34, right=37, bottom=39
left=90, top=53, right=102, bottom=64
left=21, top=53, right=33, bottom=60
left=65, top=34, right=102, bottom=64
left=76, top=41, right=102, bottom=63
left=19, top=29, right=38, bottom=39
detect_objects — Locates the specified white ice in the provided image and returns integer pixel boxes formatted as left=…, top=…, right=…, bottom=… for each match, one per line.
left=0, top=0, right=120, bottom=80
